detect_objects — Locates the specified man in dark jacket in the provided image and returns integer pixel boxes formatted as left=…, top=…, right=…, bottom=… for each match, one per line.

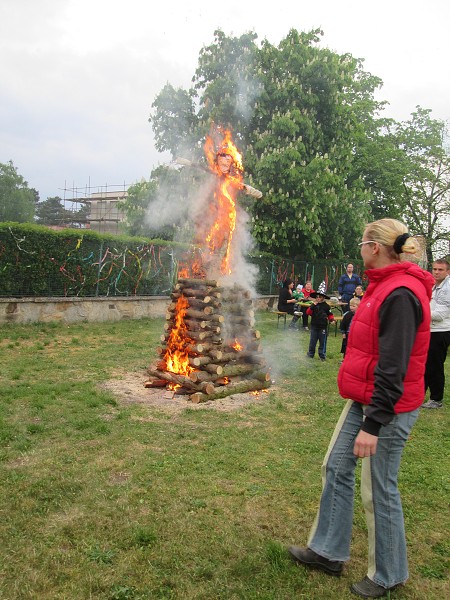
left=338, top=264, right=362, bottom=310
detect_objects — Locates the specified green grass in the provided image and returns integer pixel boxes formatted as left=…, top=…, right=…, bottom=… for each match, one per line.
left=0, top=314, right=448, bottom=599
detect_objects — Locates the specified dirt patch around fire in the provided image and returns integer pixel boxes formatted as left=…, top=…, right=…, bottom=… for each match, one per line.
left=100, top=370, right=274, bottom=414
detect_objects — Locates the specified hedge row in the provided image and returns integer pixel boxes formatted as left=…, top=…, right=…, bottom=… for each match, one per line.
left=0, top=223, right=362, bottom=297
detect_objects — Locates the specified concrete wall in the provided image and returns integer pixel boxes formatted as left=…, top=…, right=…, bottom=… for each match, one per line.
left=0, top=295, right=278, bottom=325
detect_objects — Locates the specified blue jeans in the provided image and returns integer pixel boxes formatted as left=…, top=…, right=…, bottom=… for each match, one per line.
left=307, top=325, right=328, bottom=359
left=307, top=400, right=419, bottom=587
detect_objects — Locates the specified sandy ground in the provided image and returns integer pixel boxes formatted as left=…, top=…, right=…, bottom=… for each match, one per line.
left=100, top=370, right=273, bottom=414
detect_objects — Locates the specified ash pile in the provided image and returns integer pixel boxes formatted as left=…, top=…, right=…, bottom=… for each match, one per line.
left=145, top=277, right=271, bottom=403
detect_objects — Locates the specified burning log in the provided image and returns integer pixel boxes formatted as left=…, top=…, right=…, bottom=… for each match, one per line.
left=149, top=275, right=270, bottom=400
left=148, top=368, right=197, bottom=389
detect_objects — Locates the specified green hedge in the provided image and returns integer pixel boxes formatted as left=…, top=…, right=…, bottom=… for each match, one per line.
left=0, top=223, right=363, bottom=297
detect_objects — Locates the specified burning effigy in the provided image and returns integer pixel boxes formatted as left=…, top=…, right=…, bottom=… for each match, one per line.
left=145, top=126, right=270, bottom=403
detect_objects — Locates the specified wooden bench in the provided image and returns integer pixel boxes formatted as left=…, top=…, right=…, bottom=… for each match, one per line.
left=329, top=315, right=343, bottom=337
left=275, top=311, right=288, bottom=329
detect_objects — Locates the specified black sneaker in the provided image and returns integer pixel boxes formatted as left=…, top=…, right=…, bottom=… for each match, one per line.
left=351, top=576, right=399, bottom=598
left=287, top=546, right=343, bottom=576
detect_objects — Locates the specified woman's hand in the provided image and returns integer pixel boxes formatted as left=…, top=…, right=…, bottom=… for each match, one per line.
left=353, top=430, right=378, bottom=457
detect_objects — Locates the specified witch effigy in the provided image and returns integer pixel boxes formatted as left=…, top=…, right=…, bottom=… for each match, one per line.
left=175, top=127, right=262, bottom=279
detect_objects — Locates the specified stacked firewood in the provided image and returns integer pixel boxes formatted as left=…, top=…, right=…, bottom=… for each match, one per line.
left=145, top=277, right=271, bottom=402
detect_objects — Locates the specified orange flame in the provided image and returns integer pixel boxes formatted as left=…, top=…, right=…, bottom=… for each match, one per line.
left=164, top=295, right=193, bottom=376
left=178, top=264, right=189, bottom=278
left=202, top=127, right=244, bottom=275
left=232, top=339, right=243, bottom=351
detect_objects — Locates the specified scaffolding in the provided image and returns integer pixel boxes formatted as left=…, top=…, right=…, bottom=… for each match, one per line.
left=60, top=179, right=130, bottom=235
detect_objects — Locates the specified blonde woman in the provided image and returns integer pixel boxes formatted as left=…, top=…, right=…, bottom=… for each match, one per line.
left=288, top=219, right=434, bottom=598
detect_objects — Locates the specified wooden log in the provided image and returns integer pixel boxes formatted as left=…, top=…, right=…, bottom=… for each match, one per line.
left=209, top=313, right=225, bottom=323
left=221, top=363, right=258, bottom=377
left=184, top=318, right=209, bottom=331
left=186, top=342, right=212, bottom=354
left=198, top=381, right=216, bottom=395
left=144, top=379, right=167, bottom=388
left=181, top=288, right=212, bottom=298
left=187, top=330, right=214, bottom=341
left=178, top=277, right=218, bottom=287
left=185, top=308, right=215, bottom=320
left=252, top=370, right=272, bottom=382
left=189, top=370, right=220, bottom=383
left=147, top=368, right=200, bottom=391
left=189, top=355, right=211, bottom=367
left=208, top=349, right=223, bottom=361
left=209, top=334, right=223, bottom=343
left=205, top=363, right=223, bottom=375
left=189, top=379, right=270, bottom=403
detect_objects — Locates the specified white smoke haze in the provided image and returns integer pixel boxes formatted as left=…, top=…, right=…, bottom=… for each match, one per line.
left=144, top=172, right=214, bottom=234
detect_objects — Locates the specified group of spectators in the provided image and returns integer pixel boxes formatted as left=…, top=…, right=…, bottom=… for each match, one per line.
left=277, top=219, right=449, bottom=598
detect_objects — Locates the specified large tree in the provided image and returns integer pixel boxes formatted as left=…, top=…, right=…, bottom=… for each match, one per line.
left=35, top=196, right=70, bottom=226
left=0, top=161, right=36, bottom=223
left=394, top=107, right=450, bottom=262
left=242, top=29, right=383, bottom=258
left=148, top=29, right=388, bottom=258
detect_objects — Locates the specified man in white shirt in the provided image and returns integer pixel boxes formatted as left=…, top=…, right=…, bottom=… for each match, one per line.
left=423, top=258, right=450, bottom=409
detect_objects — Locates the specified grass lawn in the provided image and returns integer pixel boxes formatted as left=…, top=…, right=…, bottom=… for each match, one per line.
left=0, top=312, right=448, bottom=599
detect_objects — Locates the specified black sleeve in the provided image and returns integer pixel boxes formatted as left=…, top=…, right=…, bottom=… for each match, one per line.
left=362, top=288, right=423, bottom=436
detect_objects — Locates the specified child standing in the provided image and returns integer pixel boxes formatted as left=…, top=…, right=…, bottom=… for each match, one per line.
left=306, top=282, right=335, bottom=361
left=340, top=297, right=360, bottom=360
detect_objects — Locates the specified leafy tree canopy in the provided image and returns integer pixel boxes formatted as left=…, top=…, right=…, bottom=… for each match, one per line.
left=35, top=196, right=70, bottom=226
left=0, top=160, right=36, bottom=223
left=145, top=28, right=447, bottom=262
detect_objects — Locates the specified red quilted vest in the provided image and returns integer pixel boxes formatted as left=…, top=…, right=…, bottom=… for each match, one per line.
left=338, top=262, right=433, bottom=413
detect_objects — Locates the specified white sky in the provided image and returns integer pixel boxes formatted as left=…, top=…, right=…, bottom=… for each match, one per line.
left=0, top=0, right=449, bottom=201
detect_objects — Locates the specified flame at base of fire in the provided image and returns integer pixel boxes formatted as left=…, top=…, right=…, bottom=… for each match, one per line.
left=164, top=295, right=193, bottom=376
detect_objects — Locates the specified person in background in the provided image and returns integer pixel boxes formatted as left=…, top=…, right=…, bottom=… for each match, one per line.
left=288, top=219, right=433, bottom=599
left=422, top=258, right=450, bottom=409
left=293, top=284, right=304, bottom=302
left=305, top=282, right=335, bottom=361
left=353, top=285, right=364, bottom=301
left=277, top=279, right=300, bottom=330
left=338, top=263, right=362, bottom=311
left=300, top=280, right=315, bottom=331
left=340, top=297, right=360, bottom=361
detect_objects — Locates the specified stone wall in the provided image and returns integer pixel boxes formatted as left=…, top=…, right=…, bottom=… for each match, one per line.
left=0, top=295, right=278, bottom=325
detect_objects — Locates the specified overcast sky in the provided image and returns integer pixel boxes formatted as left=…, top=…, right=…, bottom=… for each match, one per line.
left=1, top=0, right=449, bottom=202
